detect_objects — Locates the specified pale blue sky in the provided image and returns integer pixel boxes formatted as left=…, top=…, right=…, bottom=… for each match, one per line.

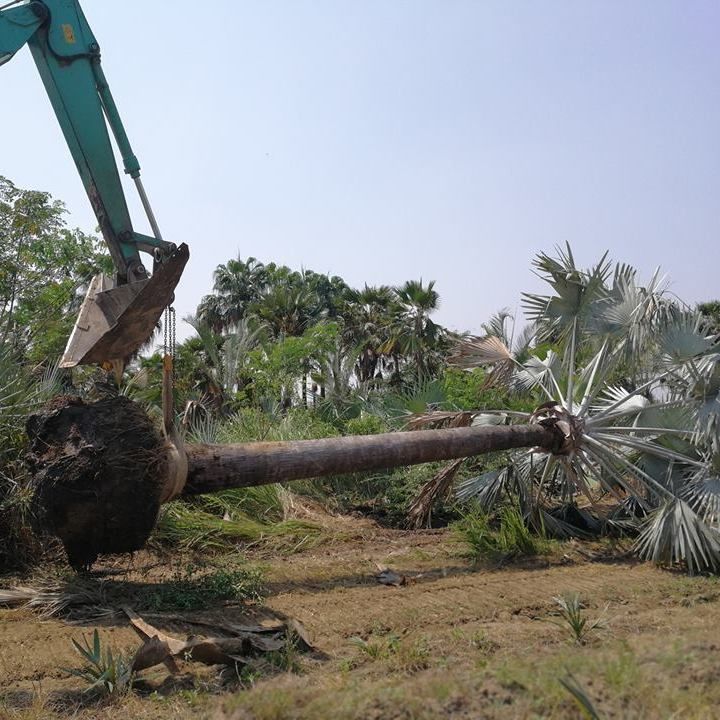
left=2, top=1, right=718, bottom=341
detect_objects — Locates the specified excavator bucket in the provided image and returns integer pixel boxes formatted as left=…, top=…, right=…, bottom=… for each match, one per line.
left=60, top=243, right=189, bottom=368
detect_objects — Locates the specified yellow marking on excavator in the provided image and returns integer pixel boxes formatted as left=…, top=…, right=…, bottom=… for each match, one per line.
left=61, top=24, right=75, bottom=44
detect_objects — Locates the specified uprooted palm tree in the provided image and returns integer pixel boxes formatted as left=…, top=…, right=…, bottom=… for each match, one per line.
left=436, top=245, right=720, bottom=573
left=24, top=245, right=720, bottom=575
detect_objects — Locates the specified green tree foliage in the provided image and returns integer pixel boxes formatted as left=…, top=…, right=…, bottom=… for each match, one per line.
left=341, top=284, right=396, bottom=383
left=441, top=367, right=536, bottom=414
left=195, top=255, right=451, bottom=398
left=248, top=322, right=342, bottom=406
left=391, top=279, right=449, bottom=383
left=0, top=177, right=113, bottom=569
left=197, top=257, right=352, bottom=337
left=0, top=176, right=111, bottom=362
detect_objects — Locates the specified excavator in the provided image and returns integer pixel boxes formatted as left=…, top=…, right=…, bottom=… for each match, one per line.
left=0, top=0, right=188, bottom=368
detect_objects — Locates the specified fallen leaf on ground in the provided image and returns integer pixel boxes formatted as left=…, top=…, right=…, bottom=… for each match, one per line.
left=122, top=606, right=318, bottom=673
left=287, top=618, right=317, bottom=652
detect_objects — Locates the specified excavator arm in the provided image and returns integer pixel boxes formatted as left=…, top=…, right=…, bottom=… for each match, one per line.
left=0, top=0, right=188, bottom=366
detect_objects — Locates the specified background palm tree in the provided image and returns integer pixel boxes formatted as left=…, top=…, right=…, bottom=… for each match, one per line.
left=391, top=279, right=447, bottom=383
left=251, top=283, right=320, bottom=341
left=197, top=256, right=268, bottom=331
left=179, top=316, right=265, bottom=415
left=342, top=284, right=395, bottom=385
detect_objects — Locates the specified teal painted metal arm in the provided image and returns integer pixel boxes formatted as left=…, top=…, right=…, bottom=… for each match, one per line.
left=0, top=0, right=173, bottom=283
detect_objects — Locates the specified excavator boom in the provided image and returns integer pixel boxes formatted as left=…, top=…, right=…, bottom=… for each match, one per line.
left=0, top=0, right=188, bottom=365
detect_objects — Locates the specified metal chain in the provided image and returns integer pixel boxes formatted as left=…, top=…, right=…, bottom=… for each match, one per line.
left=162, top=304, right=177, bottom=430
left=170, top=305, right=176, bottom=386
left=163, top=307, right=169, bottom=356
left=163, top=307, right=176, bottom=350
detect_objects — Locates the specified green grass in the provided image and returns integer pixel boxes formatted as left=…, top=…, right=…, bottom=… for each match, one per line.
left=453, top=504, right=552, bottom=563
left=152, top=500, right=322, bottom=553
left=348, top=633, right=432, bottom=674
left=140, top=566, right=265, bottom=611
left=218, top=407, right=340, bottom=444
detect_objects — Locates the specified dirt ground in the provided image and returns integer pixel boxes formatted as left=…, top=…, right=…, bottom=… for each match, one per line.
left=1, top=514, right=720, bottom=719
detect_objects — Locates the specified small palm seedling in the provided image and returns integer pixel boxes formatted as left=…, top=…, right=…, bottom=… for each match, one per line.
left=66, top=629, right=133, bottom=695
left=349, top=633, right=400, bottom=660
left=551, top=593, right=607, bottom=645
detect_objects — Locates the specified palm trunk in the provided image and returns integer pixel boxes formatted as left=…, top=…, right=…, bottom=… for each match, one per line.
left=182, top=424, right=558, bottom=495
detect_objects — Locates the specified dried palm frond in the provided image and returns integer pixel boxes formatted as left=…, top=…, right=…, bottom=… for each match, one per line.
left=406, top=459, right=465, bottom=529
left=0, top=579, right=112, bottom=620
left=449, top=335, right=515, bottom=388
left=449, top=335, right=512, bottom=367
left=405, top=409, right=476, bottom=526
left=404, top=410, right=474, bottom=431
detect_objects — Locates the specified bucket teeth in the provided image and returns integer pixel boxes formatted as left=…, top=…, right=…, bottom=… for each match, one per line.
left=60, top=243, right=189, bottom=368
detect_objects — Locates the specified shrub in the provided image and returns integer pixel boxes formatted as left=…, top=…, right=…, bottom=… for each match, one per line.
left=453, top=504, right=549, bottom=562
left=345, top=414, right=387, bottom=436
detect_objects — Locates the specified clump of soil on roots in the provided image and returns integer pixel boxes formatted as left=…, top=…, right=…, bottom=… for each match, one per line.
left=26, top=396, right=167, bottom=570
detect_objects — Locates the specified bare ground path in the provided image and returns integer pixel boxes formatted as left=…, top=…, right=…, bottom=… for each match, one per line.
left=1, top=517, right=719, bottom=719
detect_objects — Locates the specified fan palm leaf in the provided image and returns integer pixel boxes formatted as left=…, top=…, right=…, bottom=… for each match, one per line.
left=451, top=246, right=720, bottom=573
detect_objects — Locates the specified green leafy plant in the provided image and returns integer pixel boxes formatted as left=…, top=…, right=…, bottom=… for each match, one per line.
left=66, top=629, right=133, bottom=696
left=551, top=593, right=607, bottom=645
left=497, top=505, right=541, bottom=556
left=349, top=633, right=400, bottom=660
left=0, top=347, right=59, bottom=570
left=348, top=632, right=430, bottom=673
left=345, top=414, right=387, bottom=436
left=453, top=506, right=499, bottom=561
